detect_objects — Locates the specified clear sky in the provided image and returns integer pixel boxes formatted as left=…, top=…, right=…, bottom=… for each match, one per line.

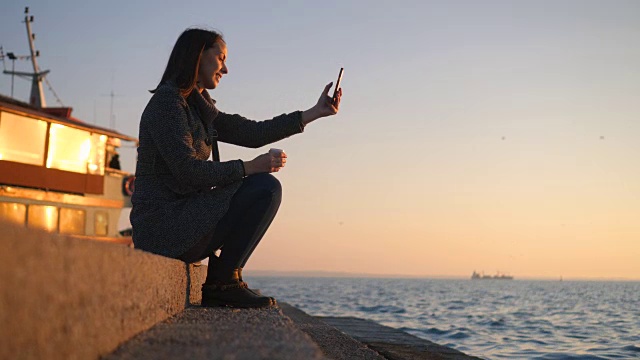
left=1, top=1, right=639, bottom=280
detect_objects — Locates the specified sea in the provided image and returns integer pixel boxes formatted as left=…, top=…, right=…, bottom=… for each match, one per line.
left=247, top=277, right=640, bottom=359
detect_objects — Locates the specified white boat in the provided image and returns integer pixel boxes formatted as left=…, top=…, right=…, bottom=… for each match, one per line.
left=0, top=8, right=137, bottom=244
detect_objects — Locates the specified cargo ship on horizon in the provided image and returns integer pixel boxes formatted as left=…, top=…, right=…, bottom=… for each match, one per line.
left=471, top=270, right=514, bottom=280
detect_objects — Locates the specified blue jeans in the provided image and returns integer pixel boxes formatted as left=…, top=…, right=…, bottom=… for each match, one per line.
left=178, top=173, right=282, bottom=278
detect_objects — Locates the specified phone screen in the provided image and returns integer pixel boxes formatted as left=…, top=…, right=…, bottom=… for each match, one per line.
left=332, top=68, right=344, bottom=101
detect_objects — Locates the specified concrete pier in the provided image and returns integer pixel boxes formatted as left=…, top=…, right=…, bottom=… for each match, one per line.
left=105, top=304, right=482, bottom=360
left=104, top=306, right=326, bottom=360
left=319, top=316, right=482, bottom=360
left=0, top=221, right=205, bottom=359
left=0, top=221, right=481, bottom=359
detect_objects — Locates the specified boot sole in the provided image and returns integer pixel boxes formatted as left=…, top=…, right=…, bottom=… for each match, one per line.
left=246, top=290, right=277, bottom=306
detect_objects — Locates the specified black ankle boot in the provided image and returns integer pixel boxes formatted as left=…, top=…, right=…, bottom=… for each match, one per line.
left=201, top=269, right=273, bottom=308
left=238, top=268, right=277, bottom=305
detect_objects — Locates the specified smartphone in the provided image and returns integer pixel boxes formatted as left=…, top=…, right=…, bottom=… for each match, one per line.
left=332, top=67, right=344, bottom=102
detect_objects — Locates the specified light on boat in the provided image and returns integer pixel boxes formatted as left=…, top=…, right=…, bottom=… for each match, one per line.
left=79, top=138, right=91, bottom=162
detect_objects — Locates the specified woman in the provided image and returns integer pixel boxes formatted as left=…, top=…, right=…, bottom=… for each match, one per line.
left=130, top=28, right=342, bottom=308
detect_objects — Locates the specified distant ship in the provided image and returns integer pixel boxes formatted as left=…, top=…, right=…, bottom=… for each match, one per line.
left=471, top=271, right=514, bottom=280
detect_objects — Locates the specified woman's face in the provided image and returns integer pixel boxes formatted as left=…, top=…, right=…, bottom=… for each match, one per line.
left=197, top=40, right=228, bottom=90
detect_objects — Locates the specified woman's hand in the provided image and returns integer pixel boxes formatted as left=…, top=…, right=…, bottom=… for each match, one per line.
left=243, top=151, right=287, bottom=176
left=301, top=82, right=343, bottom=125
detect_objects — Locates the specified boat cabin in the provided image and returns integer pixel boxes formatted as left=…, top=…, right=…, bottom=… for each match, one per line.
left=0, top=94, right=137, bottom=243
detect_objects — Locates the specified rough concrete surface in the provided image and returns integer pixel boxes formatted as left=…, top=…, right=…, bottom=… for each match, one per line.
left=280, top=303, right=385, bottom=360
left=321, top=317, right=483, bottom=360
left=0, top=221, right=206, bottom=360
left=0, top=219, right=482, bottom=360
left=104, top=306, right=326, bottom=360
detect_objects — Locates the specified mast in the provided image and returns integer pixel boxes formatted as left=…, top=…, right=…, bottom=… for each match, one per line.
left=24, top=7, right=48, bottom=107
left=3, top=7, right=50, bottom=107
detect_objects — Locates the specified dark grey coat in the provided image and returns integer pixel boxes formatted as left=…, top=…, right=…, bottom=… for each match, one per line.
left=130, top=84, right=304, bottom=258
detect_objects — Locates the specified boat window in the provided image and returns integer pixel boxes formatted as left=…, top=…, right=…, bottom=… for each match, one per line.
left=59, top=208, right=86, bottom=235
left=0, top=202, right=27, bottom=226
left=27, top=205, right=58, bottom=232
left=0, top=111, right=47, bottom=165
left=46, top=124, right=92, bottom=174
left=94, top=211, right=108, bottom=236
left=88, top=134, right=107, bottom=175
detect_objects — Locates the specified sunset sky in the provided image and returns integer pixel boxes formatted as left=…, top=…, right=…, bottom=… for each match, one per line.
left=1, top=0, right=638, bottom=279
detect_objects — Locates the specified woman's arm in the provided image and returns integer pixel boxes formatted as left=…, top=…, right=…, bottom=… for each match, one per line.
left=143, top=87, right=245, bottom=188
left=214, top=110, right=304, bottom=149
left=216, top=82, right=343, bottom=148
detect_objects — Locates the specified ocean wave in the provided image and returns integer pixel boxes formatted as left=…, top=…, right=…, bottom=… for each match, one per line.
left=532, top=353, right=610, bottom=360
left=357, top=305, right=406, bottom=314
left=621, top=344, right=640, bottom=352
left=511, top=310, right=535, bottom=318
left=398, top=326, right=452, bottom=338
left=407, top=326, right=474, bottom=340
left=523, top=339, right=550, bottom=346
left=447, top=331, right=471, bottom=340
left=478, top=317, right=506, bottom=327
left=424, top=327, right=450, bottom=336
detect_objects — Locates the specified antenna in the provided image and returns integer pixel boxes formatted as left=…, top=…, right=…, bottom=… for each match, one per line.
left=108, top=88, right=116, bottom=129
left=0, top=46, right=5, bottom=71
left=101, top=75, right=123, bottom=130
left=1, top=46, right=31, bottom=98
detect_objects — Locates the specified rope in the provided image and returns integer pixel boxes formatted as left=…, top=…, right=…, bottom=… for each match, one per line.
left=44, top=76, right=64, bottom=106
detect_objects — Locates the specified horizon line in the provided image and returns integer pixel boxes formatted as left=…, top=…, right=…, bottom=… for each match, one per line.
left=243, top=269, right=640, bottom=282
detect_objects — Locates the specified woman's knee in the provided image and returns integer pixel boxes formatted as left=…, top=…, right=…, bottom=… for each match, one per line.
left=246, top=173, right=282, bottom=198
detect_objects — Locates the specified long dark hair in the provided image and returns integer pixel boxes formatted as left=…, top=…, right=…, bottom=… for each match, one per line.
left=152, top=28, right=224, bottom=98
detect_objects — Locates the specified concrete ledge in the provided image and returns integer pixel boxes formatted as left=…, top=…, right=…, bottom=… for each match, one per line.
left=321, top=317, right=482, bottom=360
left=280, top=303, right=385, bottom=360
left=0, top=221, right=206, bottom=360
left=105, top=306, right=326, bottom=360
